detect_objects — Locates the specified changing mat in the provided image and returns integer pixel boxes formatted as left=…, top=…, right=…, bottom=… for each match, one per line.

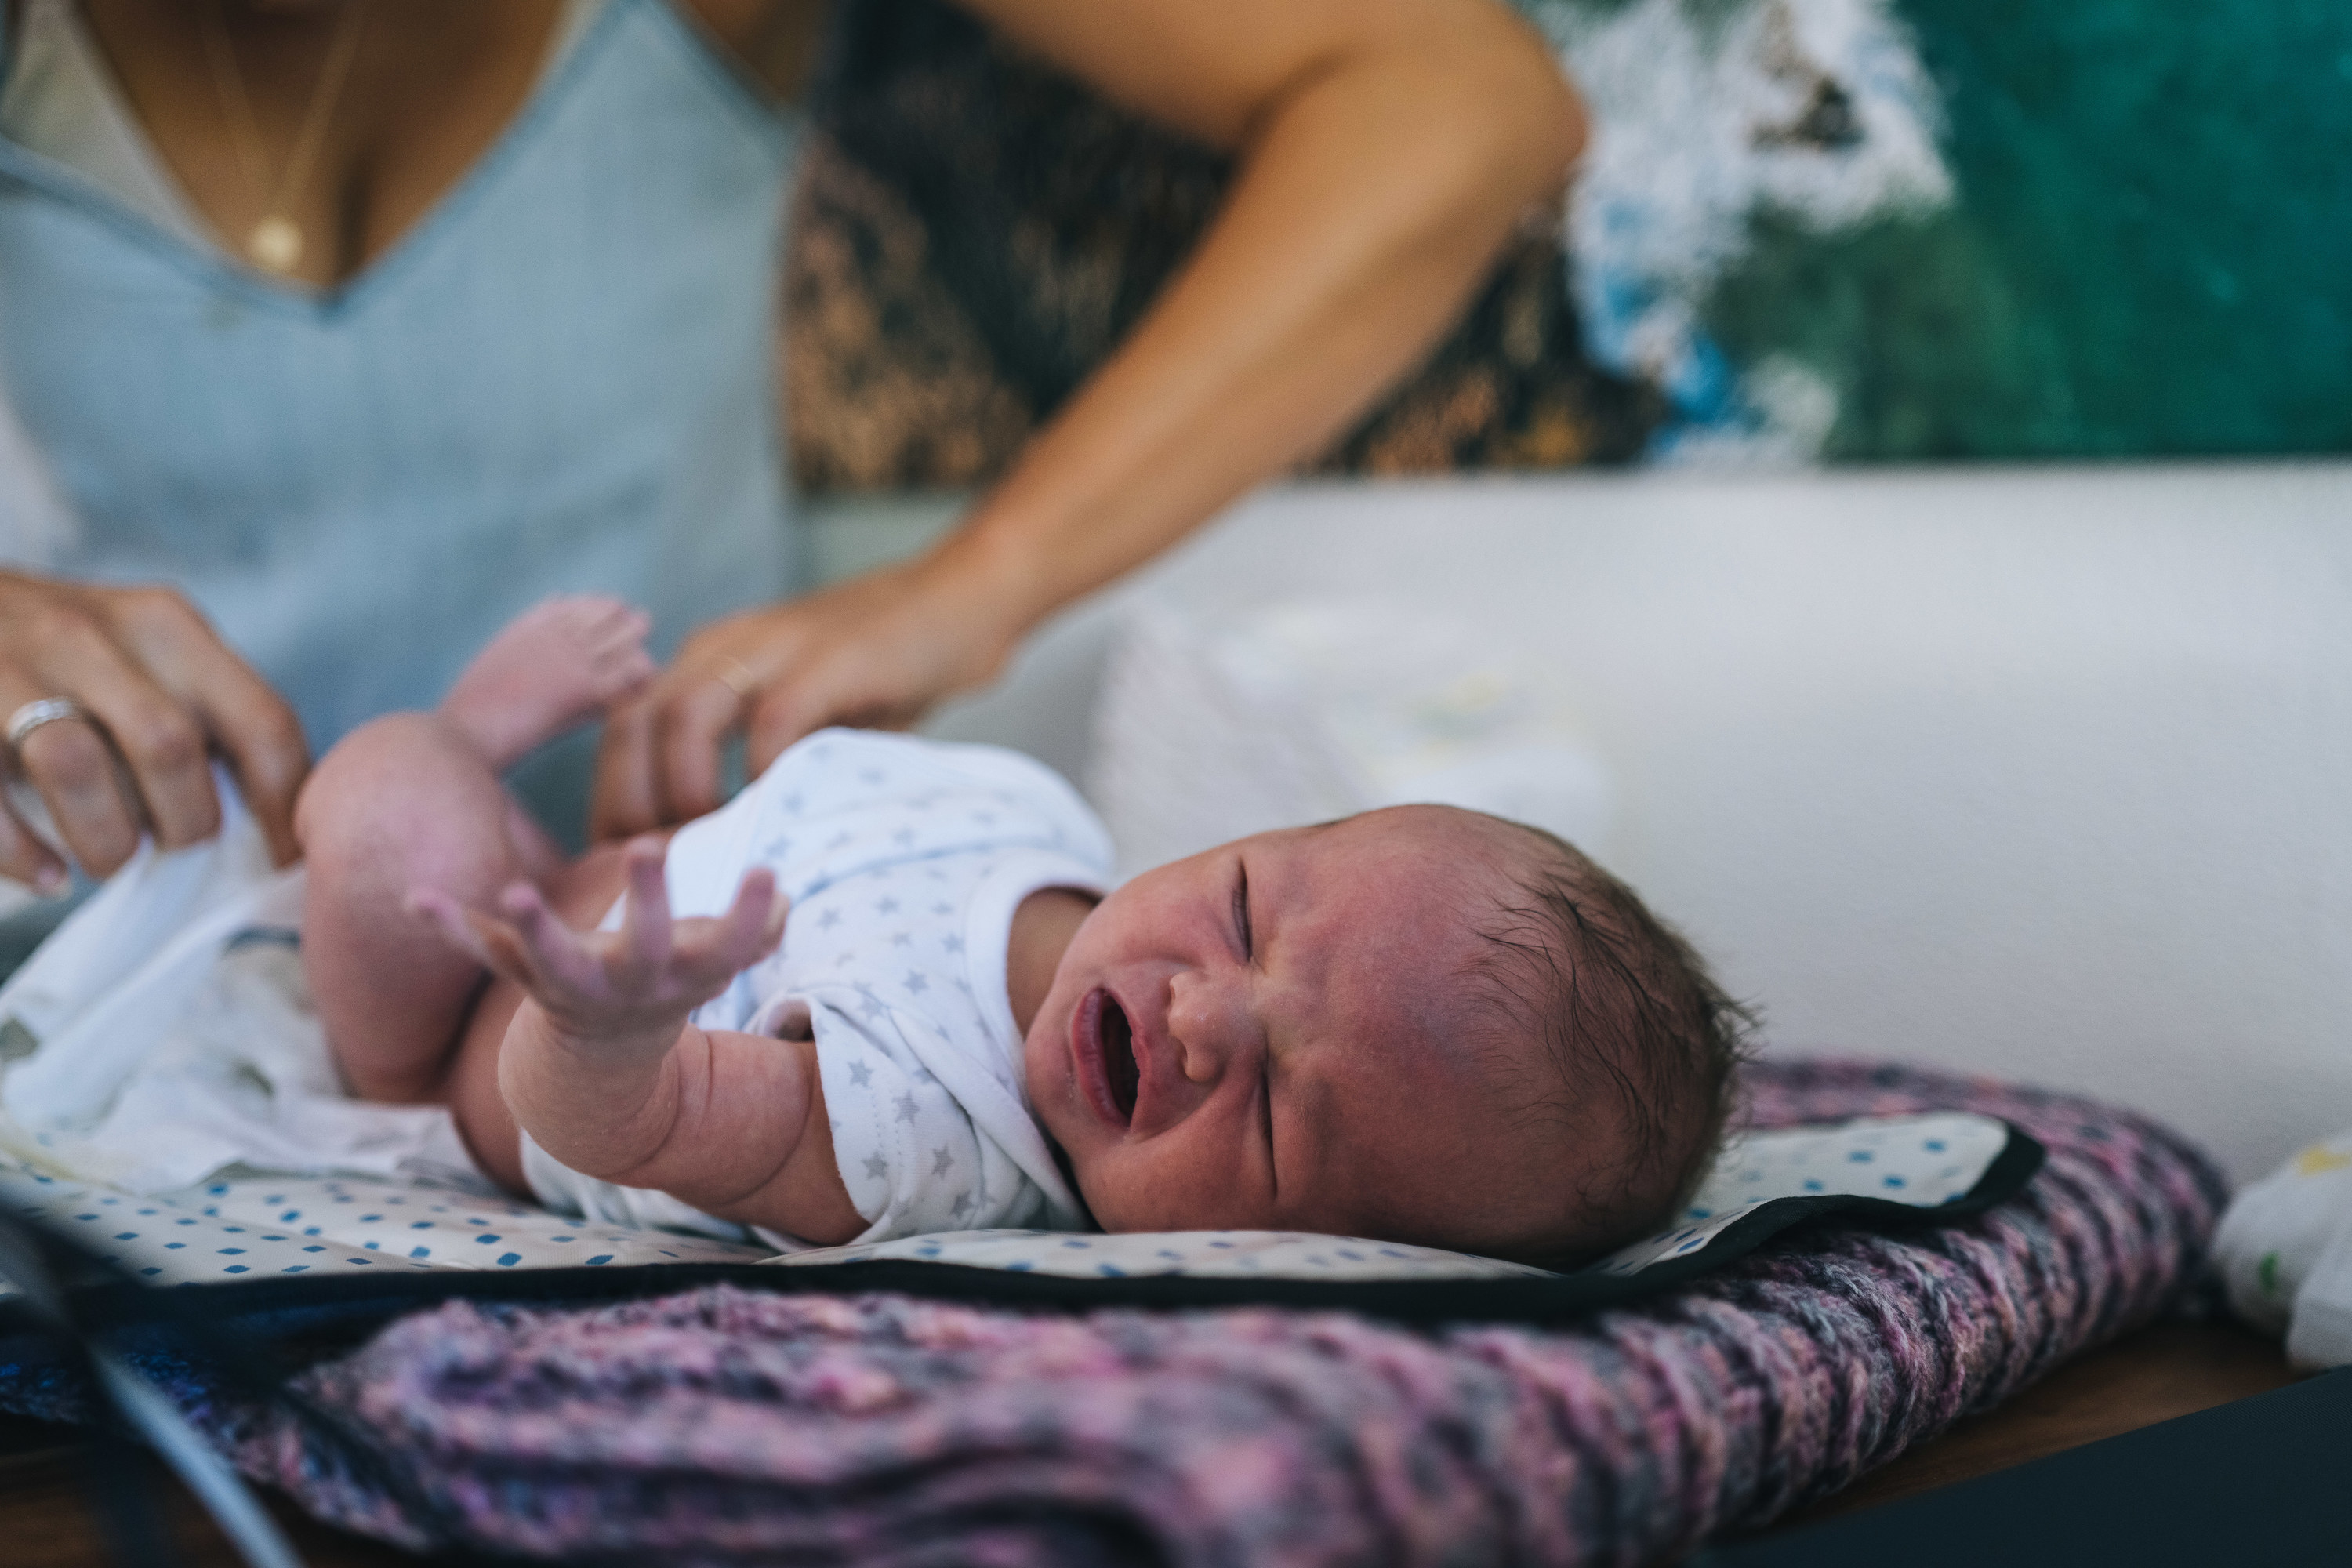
left=0, top=1106, right=2034, bottom=1316
left=0, top=1058, right=2227, bottom=1566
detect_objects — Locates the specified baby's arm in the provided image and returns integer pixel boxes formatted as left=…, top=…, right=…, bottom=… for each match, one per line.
left=412, top=841, right=866, bottom=1245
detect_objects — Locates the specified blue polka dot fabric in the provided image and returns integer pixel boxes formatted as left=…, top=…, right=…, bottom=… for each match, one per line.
left=0, top=1169, right=768, bottom=1289
left=1594, top=1111, right=2012, bottom=1276
left=786, top=1112, right=2014, bottom=1283
left=0, top=1111, right=2012, bottom=1291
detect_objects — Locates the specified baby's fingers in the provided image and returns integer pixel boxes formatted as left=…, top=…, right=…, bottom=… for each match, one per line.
left=714, top=867, right=784, bottom=967
left=497, top=881, right=612, bottom=998
left=407, top=888, right=555, bottom=997
left=616, top=836, right=675, bottom=974
left=663, top=869, right=779, bottom=991
left=407, top=889, right=495, bottom=969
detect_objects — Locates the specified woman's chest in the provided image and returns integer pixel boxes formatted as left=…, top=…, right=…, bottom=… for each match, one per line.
left=78, top=0, right=571, bottom=288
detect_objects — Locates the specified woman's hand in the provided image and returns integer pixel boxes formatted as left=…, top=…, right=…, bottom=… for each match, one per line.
left=588, top=546, right=1029, bottom=839
left=0, top=572, right=308, bottom=885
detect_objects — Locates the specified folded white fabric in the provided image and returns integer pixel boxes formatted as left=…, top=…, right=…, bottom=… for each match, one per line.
left=2212, top=1130, right=2352, bottom=1370
left=0, top=768, right=474, bottom=1192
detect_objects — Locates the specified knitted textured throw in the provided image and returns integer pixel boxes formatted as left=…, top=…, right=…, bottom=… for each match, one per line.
left=80, top=1058, right=2234, bottom=1563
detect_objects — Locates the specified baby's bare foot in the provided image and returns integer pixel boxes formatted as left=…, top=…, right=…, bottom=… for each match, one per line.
left=442, top=596, right=654, bottom=769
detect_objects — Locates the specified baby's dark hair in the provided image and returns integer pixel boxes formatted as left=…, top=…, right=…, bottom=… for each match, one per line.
left=1462, top=820, right=1753, bottom=1269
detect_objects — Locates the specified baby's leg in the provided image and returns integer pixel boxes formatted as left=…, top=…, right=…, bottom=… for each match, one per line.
left=440, top=596, right=653, bottom=773
left=298, top=712, right=536, bottom=1105
left=299, top=597, right=654, bottom=1106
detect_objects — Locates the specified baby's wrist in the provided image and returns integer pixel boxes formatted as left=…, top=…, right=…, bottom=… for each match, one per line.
left=543, top=1011, right=683, bottom=1067
left=513, top=997, right=685, bottom=1083
left=502, top=1011, right=688, bottom=1168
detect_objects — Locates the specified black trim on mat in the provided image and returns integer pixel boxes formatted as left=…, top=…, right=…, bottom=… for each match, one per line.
left=0, top=1124, right=2044, bottom=1345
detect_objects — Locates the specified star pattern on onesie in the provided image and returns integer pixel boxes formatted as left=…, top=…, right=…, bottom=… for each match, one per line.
left=662, top=731, right=1113, bottom=1244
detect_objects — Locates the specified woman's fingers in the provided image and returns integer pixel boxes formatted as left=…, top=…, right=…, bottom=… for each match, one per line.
left=591, top=642, right=786, bottom=839
left=590, top=619, right=763, bottom=840
left=587, top=692, right=659, bottom=842
left=651, top=672, right=745, bottom=834
left=742, top=659, right=916, bottom=779
left=0, top=575, right=312, bottom=879
left=143, top=598, right=310, bottom=866
left=25, top=609, right=216, bottom=853
left=588, top=564, right=1018, bottom=842
left=0, top=790, right=69, bottom=894
left=0, top=685, right=146, bottom=880
left=0, top=592, right=158, bottom=877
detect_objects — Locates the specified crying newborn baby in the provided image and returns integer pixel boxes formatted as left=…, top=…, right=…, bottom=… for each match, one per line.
left=297, top=600, right=1746, bottom=1264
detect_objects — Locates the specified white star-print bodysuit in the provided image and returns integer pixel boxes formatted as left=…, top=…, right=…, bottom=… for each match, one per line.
left=515, top=729, right=1111, bottom=1250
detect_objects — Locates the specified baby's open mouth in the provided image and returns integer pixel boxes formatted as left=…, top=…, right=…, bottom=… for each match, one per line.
left=1097, top=993, right=1140, bottom=1123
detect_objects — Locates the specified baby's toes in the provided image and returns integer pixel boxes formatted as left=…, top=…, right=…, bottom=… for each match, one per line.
left=554, top=604, right=654, bottom=694
left=586, top=640, right=656, bottom=701
left=576, top=603, right=651, bottom=652
left=543, top=594, right=638, bottom=647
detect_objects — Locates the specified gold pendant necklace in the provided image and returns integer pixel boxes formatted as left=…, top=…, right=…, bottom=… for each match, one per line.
left=198, top=1, right=369, bottom=278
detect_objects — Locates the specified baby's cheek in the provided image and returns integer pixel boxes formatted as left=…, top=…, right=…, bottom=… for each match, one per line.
left=1092, top=1154, right=1268, bottom=1234
left=1068, top=1154, right=1141, bottom=1232
left=1072, top=1155, right=1181, bottom=1234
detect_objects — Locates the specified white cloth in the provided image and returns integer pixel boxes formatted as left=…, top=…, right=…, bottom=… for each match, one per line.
left=521, top=729, right=1111, bottom=1248
left=0, top=765, right=477, bottom=1190
left=2214, top=1130, right=2352, bottom=1370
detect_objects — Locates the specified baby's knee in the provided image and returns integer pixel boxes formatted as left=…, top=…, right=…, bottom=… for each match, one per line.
left=298, top=714, right=430, bottom=846
left=297, top=713, right=513, bottom=894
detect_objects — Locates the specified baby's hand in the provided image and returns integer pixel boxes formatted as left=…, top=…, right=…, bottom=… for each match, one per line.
left=409, top=838, right=786, bottom=1058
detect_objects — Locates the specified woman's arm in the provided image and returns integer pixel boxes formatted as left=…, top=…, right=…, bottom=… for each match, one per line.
left=596, top=0, right=1584, bottom=833
left=931, top=0, right=1586, bottom=623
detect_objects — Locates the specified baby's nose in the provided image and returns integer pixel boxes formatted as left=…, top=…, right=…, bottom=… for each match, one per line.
left=1167, top=971, right=1250, bottom=1083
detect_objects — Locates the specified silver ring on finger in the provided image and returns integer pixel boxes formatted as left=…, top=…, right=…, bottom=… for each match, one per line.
left=5, top=696, right=89, bottom=757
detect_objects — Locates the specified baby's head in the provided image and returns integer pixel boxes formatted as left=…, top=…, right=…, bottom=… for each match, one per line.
left=1023, top=805, right=1748, bottom=1265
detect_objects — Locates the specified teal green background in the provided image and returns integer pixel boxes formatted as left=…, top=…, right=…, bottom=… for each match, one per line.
left=1703, top=0, right=2352, bottom=459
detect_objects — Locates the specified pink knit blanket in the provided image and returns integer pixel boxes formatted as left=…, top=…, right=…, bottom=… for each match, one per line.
left=209, top=1058, right=2224, bottom=1564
